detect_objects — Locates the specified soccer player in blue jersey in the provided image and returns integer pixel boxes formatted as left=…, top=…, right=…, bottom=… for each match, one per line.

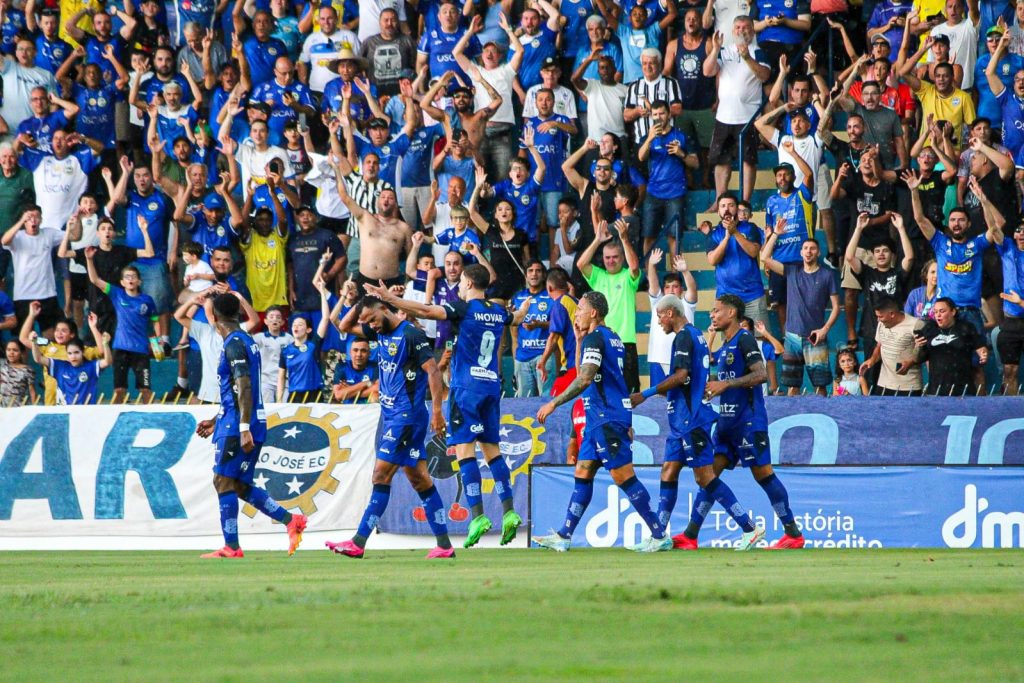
left=326, top=296, right=454, bottom=559
left=364, top=264, right=523, bottom=548
left=630, top=295, right=765, bottom=550
left=678, top=294, right=805, bottom=549
left=195, top=294, right=307, bottom=558
left=534, top=291, right=670, bottom=553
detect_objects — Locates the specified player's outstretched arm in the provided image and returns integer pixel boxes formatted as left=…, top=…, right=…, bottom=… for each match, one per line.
left=364, top=281, right=447, bottom=320
left=536, top=361, right=598, bottom=423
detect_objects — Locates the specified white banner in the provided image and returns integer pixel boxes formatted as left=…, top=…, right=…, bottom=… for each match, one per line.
left=0, top=404, right=381, bottom=549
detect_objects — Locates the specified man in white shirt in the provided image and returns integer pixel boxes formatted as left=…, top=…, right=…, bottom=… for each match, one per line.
left=704, top=16, right=770, bottom=202
left=709, top=0, right=754, bottom=46
left=572, top=52, right=629, bottom=141
left=0, top=38, right=57, bottom=131
left=928, top=0, right=980, bottom=89
left=645, top=248, right=698, bottom=384
left=1, top=205, right=65, bottom=334
left=17, top=129, right=102, bottom=231
left=523, top=59, right=579, bottom=120
left=298, top=5, right=360, bottom=94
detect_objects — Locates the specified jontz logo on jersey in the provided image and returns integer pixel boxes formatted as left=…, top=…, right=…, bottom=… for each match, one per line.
left=243, top=407, right=352, bottom=516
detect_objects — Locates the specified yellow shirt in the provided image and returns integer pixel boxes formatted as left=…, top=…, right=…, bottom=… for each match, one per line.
left=912, top=80, right=976, bottom=145
left=40, top=342, right=102, bottom=405
left=59, top=0, right=102, bottom=47
left=241, top=229, right=289, bottom=311
left=911, top=0, right=947, bottom=60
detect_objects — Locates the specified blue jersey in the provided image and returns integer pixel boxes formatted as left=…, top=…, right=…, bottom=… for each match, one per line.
left=85, top=36, right=125, bottom=86
left=493, top=177, right=542, bottom=242
left=707, top=221, right=765, bottom=302
left=126, top=190, right=171, bottom=264
left=997, top=238, right=1024, bottom=317
left=252, top=184, right=294, bottom=233
left=73, top=83, right=120, bottom=147
left=646, top=129, right=688, bottom=200
left=332, top=360, right=379, bottom=404
left=1, top=8, right=26, bottom=54
left=279, top=335, right=323, bottom=393
left=371, top=320, right=434, bottom=425
left=321, top=78, right=378, bottom=124
left=512, top=26, right=558, bottom=90
left=975, top=53, right=1024, bottom=124
left=444, top=298, right=509, bottom=396
left=765, top=185, right=814, bottom=263
left=186, top=213, right=238, bottom=260
left=667, top=324, right=717, bottom=437
left=214, top=330, right=268, bottom=442
left=175, top=0, right=217, bottom=41
left=755, top=0, right=809, bottom=44
left=17, top=111, right=67, bottom=154
left=866, top=0, right=913, bottom=62
left=559, top=0, right=594, bottom=58
left=994, top=87, right=1024, bottom=157
left=511, top=288, right=552, bottom=362
left=156, top=105, right=199, bottom=155
left=243, top=35, right=289, bottom=86
left=250, top=80, right=314, bottom=146
left=716, top=328, right=767, bottom=430
left=523, top=115, right=570, bottom=193
left=437, top=155, right=475, bottom=199
left=354, top=132, right=410, bottom=187
left=932, top=231, right=989, bottom=308
left=210, top=86, right=249, bottom=142
left=107, top=285, right=157, bottom=354
left=50, top=359, right=100, bottom=405
left=401, top=123, right=442, bottom=187
left=417, top=26, right=480, bottom=83
left=434, top=227, right=481, bottom=264
left=143, top=74, right=195, bottom=106
left=615, top=22, right=663, bottom=85
left=579, top=326, right=631, bottom=428
left=34, top=34, right=72, bottom=74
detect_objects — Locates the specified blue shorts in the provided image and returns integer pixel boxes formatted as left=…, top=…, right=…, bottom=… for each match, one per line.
left=213, top=436, right=262, bottom=484
left=447, top=388, right=501, bottom=446
left=376, top=420, right=428, bottom=468
left=714, top=421, right=771, bottom=469
left=664, top=425, right=716, bottom=468
left=579, top=421, right=633, bottom=471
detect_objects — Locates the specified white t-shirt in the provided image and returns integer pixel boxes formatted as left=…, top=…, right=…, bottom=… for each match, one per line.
left=4, top=228, right=64, bottom=300
left=430, top=201, right=453, bottom=266
left=185, top=259, right=215, bottom=292
left=299, top=29, right=361, bottom=93
left=68, top=214, right=99, bottom=275
left=714, top=0, right=754, bottom=47
left=554, top=220, right=580, bottom=273
left=715, top=44, right=768, bottom=124
left=647, top=290, right=698, bottom=365
left=523, top=84, right=578, bottom=120
left=305, top=153, right=350, bottom=219
left=770, top=130, right=825, bottom=195
left=0, top=61, right=56, bottom=129
left=253, top=329, right=293, bottom=403
left=473, top=63, right=517, bottom=125
left=237, top=142, right=294, bottom=199
left=583, top=79, right=628, bottom=140
left=928, top=20, right=980, bottom=90
left=188, top=320, right=224, bottom=403
left=28, top=154, right=91, bottom=230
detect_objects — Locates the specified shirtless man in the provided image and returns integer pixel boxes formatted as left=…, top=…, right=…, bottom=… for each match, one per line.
left=334, top=171, right=414, bottom=294
left=420, top=70, right=502, bottom=161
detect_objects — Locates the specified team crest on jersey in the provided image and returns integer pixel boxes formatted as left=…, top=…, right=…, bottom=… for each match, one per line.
left=726, top=352, right=735, bottom=365
left=387, top=341, right=398, bottom=356
left=139, top=303, right=148, bottom=315
left=537, top=301, right=548, bottom=312
left=148, top=201, right=159, bottom=211
left=216, top=226, right=226, bottom=237
left=242, top=407, right=352, bottom=516
left=78, top=371, right=88, bottom=382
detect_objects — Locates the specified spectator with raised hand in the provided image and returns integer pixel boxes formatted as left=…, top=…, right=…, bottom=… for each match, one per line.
left=995, top=221, right=1024, bottom=395
left=421, top=69, right=503, bottom=161
left=572, top=50, right=628, bottom=143
left=927, top=0, right=980, bottom=90
left=979, top=24, right=1024, bottom=135
left=703, top=192, right=768, bottom=326
left=233, top=7, right=290, bottom=87
left=24, top=2, right=72, bottom=77
left=638, top=99, right=696, bottom=256
left=509, top=0, right=560, bottom=93
left=416, top=0, right=480, bottom=84
left=299, top=4, right=361, bottom=96
left=572, top=15, right=623, bottom=86
left=17, top=88, right=79, bottom=154
left=237, top=178, right=289, bottom=318
left=598, top=0, right=677, bottom=85
left=277, top=275, right=331, bottom=403
left=28, top=312, right=110, bottom=405
left=645, top=249, right=698, bottom=386
left=900, top=38, right=977, bottom=147
left=487, top=126, right=546, bottom=245
left=249, top=55, right=314, bottom=147
left=63, top=8, right=131, bottom=89
left=916, top=297, right=989, bottom=395
left=16, top=128, right=101, bottom=233
left=762, top=220, right=840, bottom=396
left=2, top=205, right=64, bottom=335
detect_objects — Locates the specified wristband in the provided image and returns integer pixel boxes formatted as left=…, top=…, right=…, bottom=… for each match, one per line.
left=642, top=387, right=658, bottom=399
left=239, top=422, right=250, bottom=433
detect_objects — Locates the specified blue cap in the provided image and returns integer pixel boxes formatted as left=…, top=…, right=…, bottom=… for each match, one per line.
left=203, top=193, right=225, bottom=210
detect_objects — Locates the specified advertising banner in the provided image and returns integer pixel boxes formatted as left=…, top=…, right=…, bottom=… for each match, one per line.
left=0, top=404, right=379, bottom=546
left=529, top=466, right=1024, bottom=549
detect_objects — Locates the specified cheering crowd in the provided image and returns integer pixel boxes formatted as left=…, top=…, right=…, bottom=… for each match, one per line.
left=1, top=0, right=1023, bottom=407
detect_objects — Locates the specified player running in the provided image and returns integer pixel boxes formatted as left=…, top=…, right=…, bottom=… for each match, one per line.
left=676, top=294, right=804, bottom=550
left=363, top=264, right=522, bottom=548
left=534, top=291, right=670, bottom=552
left=195, top=294, right=307, bottom=559
left=630, top=295, right=765, bottom=550
left=326, top=296, right=455, bottom=559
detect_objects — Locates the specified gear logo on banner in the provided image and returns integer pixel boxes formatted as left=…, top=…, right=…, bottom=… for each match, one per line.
left=242, top=407, right=351, bottom=517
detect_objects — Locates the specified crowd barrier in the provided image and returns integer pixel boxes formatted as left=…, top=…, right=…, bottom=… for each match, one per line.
left=0, top=398, right=1021, bottom=549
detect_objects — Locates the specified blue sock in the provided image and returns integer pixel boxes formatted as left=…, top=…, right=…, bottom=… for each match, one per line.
left=658, top=480, right=679, bottom=528
left=559, top=477, right=593, bottom=539
left=418, top=485, right=452, bottom=549
left=218, top=491, right=239, bottom=548
left=705, top=477, right=755, bottom=533
left=240, top=485, right=288, bottom=523
left=758, top=473, right=800, bottom=536
left=459, top=458, right=484, bottom=516
left=619, top=476, right=665, bottom=539
left=354, top=483, right=391, bottom=547
left=683, top=488, right=713, bottom=539
left=487, top=456, right=515, bottom=513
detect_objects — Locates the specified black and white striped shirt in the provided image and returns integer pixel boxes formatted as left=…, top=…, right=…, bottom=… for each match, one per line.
left=343, top=172, right=394, bottom=237
left=624, top=75, right=683, bottom=145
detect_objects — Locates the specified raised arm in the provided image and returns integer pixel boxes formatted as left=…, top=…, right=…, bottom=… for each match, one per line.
left=902, top=169, right=937, bottom=241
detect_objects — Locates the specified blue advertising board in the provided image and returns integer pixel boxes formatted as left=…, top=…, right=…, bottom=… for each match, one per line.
left=529, top=466, right=1024, bottom=549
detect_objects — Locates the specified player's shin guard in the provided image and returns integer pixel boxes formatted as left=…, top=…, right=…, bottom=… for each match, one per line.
left=658, top=480, right=679, bottom=528
left=418, top=485, right=452, bottom=550
left=218, top=491, right=240, bottom=548
left=705, top=477, right=755, bottom=533
left=683, top=488, right=713, bottom=539
left=459, top=457, right=484, bottom=516
left=354, top=484, right=392, bottom=547
left=758, top=473, right=800, bottom=536
left=619, top=476, right=665, bottom=539
left=560, top=477, right=594, bottom=538
left=240, top=486, right=289, bottom=523
left=486, top=456, right=515, bottom=513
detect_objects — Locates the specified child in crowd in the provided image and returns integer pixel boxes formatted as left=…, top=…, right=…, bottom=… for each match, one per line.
left=424, top=205, right=482, bottom=265
left=174, top=242, right=216, bottom=351
left=834, top=348, right=867, bottom=396
left=405, top=232, right=439, bottom=341
left=0, top=340, right=36, bottom=406
left=277, top=278, right=330, bottom=403
left=28, top=313, right=112, bottom=405
left=253, top=305, right=294, bottom=405
left=741, top=317, right=784, bottom=395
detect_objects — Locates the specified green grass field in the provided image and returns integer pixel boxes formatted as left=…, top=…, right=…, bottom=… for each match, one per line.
left=1, top=549, right=1022, bottom=681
